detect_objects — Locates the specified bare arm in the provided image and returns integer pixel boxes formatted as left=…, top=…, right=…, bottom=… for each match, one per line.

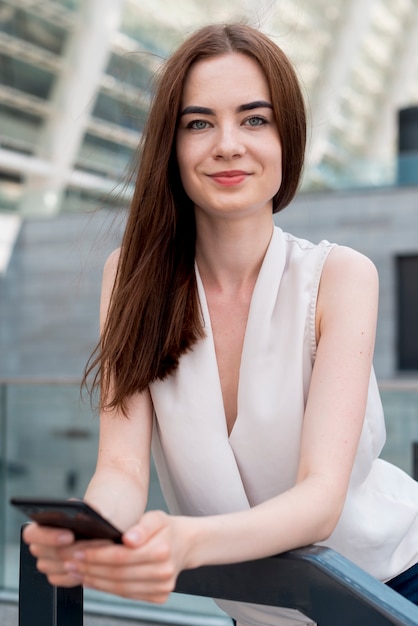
left=84, top=393, right=153, bottom=531
left=84, top=248, right=153, bottom=530
left=23, top=249, right=153, bottom=586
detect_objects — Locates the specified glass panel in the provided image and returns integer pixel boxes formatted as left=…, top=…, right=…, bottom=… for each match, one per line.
left=92, top=92, right=145, bottom=133
left=0, top=7, right=68, bottom=55
left=396, top=256, right=418, bottom=371
left=0, top=175, right=20, bottom=213
left=106, top=54, right=154, bottom=92
left=4, top=383, right=97, bottom=589
left=380, top=386, right=418, bottom=474
left=0, top=103, right=42, bottom=149
left=0, top=384, right=6, bottom=589
left=1, top=381, right=230, bottom=623
left=78, top=133, right=135, bottom=179
left=0, top=55, right=54, bottom=99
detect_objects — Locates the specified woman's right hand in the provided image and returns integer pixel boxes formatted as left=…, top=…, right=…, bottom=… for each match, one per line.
left=22, top=522, right=109, bottom=587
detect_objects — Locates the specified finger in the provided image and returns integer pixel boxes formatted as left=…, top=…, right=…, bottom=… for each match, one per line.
left=75, top=559, right=175, bottom=584
left=46, top=571, right=84, bottom=588
left=73, top=543, right=138, bottom=567
left=79, top=533, right=171, bottom=568
left=28, top=543, right=59, bottom=560
left=82, top=571, right=174, bottom=603
left=36, top=556, right=70, bottom=576
left=28, top=538, right=97, bottom=561
left=31, top=554, right=83, bottom=588
left=123, top=510, right=168, bottom=548
left=48, top=534, right=108, bottom=551
left=23, top=522, right=74, bottom=547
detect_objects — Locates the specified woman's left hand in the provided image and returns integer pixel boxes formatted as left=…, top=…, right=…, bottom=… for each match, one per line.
left=65, top=510, right=190, bottom=604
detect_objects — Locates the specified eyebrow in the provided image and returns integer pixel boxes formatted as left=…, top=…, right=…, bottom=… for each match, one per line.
left=179, top=100, right=273, bottom=117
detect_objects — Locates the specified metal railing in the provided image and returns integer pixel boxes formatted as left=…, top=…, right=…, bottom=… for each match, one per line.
left=18, top=526, right=418, bottom=626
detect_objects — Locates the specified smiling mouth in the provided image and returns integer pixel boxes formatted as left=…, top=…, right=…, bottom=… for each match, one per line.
left=209, top=171, right=249, bottom=186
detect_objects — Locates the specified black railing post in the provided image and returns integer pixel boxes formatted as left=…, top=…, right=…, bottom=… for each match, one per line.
left=19, top=525, right=83, bottom=626
left=413, top=441, right=418, bottom=480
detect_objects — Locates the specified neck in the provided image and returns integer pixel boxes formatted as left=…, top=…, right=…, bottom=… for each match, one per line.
left=195, top=212, right=274, bottom=292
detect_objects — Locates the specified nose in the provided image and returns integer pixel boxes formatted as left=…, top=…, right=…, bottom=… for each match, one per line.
left=212, top=123, right=245, bottom=160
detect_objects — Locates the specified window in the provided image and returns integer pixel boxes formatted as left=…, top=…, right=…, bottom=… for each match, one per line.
left=397, top=255, right=418, bottom=370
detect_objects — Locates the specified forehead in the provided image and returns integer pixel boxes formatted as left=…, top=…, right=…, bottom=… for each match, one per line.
left=181, top=52, right=271, bottom=105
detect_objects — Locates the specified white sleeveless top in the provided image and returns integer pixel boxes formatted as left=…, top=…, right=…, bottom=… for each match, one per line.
left=150, top=227, right=418, bottom=626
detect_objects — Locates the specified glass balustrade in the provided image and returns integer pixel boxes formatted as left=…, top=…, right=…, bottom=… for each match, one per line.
left=0, top=379, right=231, bottom=624
left=0, top=378, right=417, bottom=621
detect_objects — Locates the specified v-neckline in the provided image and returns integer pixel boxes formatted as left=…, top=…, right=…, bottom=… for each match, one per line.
left=195, top=268, right=244, bottom=439
left=195, top=227, right=278, bottom=440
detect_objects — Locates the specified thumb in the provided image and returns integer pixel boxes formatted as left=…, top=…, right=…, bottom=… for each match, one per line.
left=122, top=510, right=168, bottom=548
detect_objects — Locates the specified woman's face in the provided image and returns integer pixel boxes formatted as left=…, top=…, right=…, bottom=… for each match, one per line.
left=176, top=52, right=282, bottom=221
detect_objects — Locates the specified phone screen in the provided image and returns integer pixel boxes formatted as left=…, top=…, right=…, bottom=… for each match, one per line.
left=10, top=497, right=123, bottom=543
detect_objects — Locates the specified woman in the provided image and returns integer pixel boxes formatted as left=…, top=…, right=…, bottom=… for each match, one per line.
left=24, top=23, right=418, bottom=626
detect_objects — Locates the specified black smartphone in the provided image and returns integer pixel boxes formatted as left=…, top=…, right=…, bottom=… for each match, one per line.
left=10, top=497, right=123, bottom=543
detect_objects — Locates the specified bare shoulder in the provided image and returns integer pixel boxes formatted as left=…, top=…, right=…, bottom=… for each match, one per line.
left=320, top=245, right=378, bottom=297
left=103, top=247, right=121, bottom=279
left=317, top=246, right=379, bottom=333
left=100, top=248, right=121, bottom=326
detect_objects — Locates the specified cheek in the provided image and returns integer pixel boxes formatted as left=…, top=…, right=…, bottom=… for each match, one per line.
left=268, top=141, right=282, bottom=178
left=176, top=134, right=197, bottom=166
left=270, top=138, right=282, bottom=164
left=175, top=138, right=204, bottom=191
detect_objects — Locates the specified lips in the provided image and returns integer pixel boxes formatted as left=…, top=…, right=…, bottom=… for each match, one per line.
left=209, top=170, right=249, bottom=186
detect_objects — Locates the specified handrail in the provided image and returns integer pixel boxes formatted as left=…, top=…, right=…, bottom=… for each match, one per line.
left=176, top=548, right=418, bottom=626
left=18, top=526, right=418, bottom=626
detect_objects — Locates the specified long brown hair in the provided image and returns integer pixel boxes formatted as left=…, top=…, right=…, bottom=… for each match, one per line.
left=85, top=23, right=307, bottom=414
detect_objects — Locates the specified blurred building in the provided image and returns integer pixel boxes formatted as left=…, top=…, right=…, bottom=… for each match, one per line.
left=1, top=0, right=418, bottom=369
left=0, top=0, right=418, bottom=218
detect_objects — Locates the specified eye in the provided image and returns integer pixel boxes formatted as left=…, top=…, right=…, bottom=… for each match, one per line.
left=244, top=115, right=267, bottom=127
left=187, top=119, right=211, bottom=130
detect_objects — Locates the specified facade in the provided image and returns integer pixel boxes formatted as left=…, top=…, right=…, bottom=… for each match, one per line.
left=0, top=0, right=418, bottom=218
